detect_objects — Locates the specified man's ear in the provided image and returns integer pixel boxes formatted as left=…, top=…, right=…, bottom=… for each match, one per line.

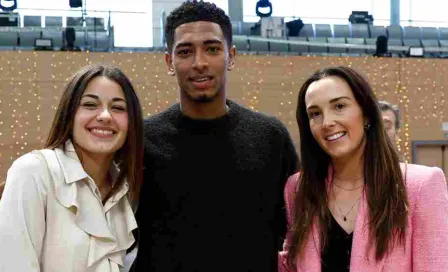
left=227, top=45, right=236, bottom=71
left=165, top=52, right=175, bottom=76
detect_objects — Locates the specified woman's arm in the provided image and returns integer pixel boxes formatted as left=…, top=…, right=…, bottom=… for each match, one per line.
left=0, top=153, right=48, bottom=271
left=278, top=173, right=300, bottom=272
left=412, top=167, right=448, bottom=271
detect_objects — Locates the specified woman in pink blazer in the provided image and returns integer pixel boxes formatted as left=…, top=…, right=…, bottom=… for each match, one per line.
left=279, top=66, right=448, bottom=272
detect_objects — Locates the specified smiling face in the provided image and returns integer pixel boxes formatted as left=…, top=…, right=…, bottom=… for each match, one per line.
left=305, top=76, right=367, bottom=162
left=165, top=20, right=235, bottom=105
left=72, top=76, right=128, bottom=159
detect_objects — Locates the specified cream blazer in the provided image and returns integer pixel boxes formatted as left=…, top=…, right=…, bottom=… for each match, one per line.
left=0, top=141, right=137, bottom=272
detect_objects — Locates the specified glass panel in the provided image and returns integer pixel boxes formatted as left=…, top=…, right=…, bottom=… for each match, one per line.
left=243, top=0, right=389, bottom=26
left=16, top=0, right=153, bottom=47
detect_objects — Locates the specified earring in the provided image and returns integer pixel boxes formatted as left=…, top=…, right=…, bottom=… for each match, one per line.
left=364, top=124, right=371, bottom=130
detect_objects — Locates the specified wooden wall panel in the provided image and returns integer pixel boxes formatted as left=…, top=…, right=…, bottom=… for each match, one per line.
left=0, top=52, right=447, bottom=181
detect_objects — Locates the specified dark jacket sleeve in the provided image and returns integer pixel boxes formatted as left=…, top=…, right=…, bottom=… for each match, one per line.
left=276, top=123, right=299, bottom=249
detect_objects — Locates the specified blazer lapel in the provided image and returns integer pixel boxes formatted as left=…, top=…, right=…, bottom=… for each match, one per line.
left=298, top=221, right=322, bottom=272
left=349, top=191, right=385, bottom=271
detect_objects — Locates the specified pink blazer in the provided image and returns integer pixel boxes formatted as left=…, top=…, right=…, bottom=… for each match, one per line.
left=279, top=163, right=448, bottom=272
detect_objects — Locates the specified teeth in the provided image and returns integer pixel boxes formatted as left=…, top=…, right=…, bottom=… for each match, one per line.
left=194, top=77, right=210, bottom=82
left=327, top=132, right=345, bottom=141
left=91, top=129, right=113, bottom=135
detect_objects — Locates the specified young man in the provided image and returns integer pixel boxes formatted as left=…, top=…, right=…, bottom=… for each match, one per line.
left=378, top=100, right=400, bottom=143
left=132, top=1, right=298, bottom=271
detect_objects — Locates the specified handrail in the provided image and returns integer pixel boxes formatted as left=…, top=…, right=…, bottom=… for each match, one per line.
left=235, top=35, right=448, bottom=53
left=14, top=8, right=147, bottom=14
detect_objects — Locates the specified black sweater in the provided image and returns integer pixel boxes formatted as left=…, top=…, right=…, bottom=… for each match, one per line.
left=132, top=101, right=298, bottom=272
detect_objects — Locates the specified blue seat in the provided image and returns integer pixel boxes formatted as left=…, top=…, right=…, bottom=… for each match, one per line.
left=422, top=39, right=440, bottom=55
left=327, top=37, right=346, bottom=53
left=288, top=36, right=308, bottom=54
left=388, top=38, right=405, bottom=54
left=308, top=37, right=328, bottom=53
left=0, top=32, right=17, bottom=46
left=421, top=27, right=439, bottom=40
left=365, top=38, right=377, bottom=54
left=233, top=35, right=248, bottom=51
left=299, top=24, right=314, bottom=37
left=45, top=16, right=62, bottom=27
left=351, top=24, right=369, bottom=38
left=23, top=15, right=41, bottom=27
left=346, top=38, right=366, bottom=53
left=387, top=25, right=403, bottom=39
left=333, top=24, right=350, bottom=38
left=268, top=37, right=289, bottom=53
left=249, top=38, right=269, bottom=53
left=315, top=24, right=332, bottom=38
left=369, top=25, right=387, bottom=38
left=403, top=26, right=421, bottom=39
left=439, top=28, right=448, bottom=40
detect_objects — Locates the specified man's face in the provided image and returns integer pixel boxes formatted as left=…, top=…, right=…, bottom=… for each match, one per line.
left=165, top=21, right=236, bottom=105
left=382, top=109, right=398, bottom=143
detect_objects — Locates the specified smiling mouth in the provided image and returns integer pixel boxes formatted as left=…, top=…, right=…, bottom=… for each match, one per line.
left=326, top=132, right=346, bottom=141
left=89, top=128, right=116, bottom=137
left=190, top=76, right=213, bottom=82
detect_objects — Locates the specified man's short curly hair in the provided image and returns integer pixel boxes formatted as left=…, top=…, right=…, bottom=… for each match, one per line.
left=165, top=0, right=232, bottom=52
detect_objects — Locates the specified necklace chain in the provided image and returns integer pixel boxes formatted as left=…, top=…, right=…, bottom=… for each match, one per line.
left=332, top=183, right=362, bottom=222
left=334, top=175, right=363, bottom=181
left=333, top=176, right=364, bottom=191
left=334, top=195, right=361, bottom=222
left=333, top=182, right=364, bottom=191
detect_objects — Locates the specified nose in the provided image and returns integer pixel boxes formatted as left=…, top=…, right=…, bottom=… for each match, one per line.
left=321, top=113, right=336, bottom=130
left=192, top=51, right=208, bottom=71
left=96, top=108, right=112, bottom=122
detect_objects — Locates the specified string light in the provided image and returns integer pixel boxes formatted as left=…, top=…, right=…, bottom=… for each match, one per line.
left=0, top=52, right=446, bottom=181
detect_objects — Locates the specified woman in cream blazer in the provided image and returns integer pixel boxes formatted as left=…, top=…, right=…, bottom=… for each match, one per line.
left=0, top=64, right=144, bottom=272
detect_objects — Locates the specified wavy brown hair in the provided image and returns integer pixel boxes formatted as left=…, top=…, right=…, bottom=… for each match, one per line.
left=286, top=66, right=408, bottom=267
left=45, top=64, right=143, bottom=202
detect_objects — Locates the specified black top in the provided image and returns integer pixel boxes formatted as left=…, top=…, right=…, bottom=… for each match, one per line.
left=132, top=100, right=299, bottom=272
left=321, top=213, right=354, bottom=272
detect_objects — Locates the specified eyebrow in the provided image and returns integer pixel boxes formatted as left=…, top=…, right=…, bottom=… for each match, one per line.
left=175, top=42, right=193, bottom=49
left=203, top=39, right=223, bottom=46
left=306, top=96, right=352, bottom=111
left=81, top=94, right=126, bottom=103
left=175, top=39, right=223, bottom=49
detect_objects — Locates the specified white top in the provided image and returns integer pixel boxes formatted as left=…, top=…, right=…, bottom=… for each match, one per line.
left=0, top=141, right=137, bottom=272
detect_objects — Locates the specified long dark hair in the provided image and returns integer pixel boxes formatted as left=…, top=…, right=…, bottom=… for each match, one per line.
left=287, top=66, right=408, bottom=266
left=45, top=64, right=143, bottom=202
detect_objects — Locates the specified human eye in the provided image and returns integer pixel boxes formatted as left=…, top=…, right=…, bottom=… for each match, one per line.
left=334, top=103, right=346, bottom=111
left=111, top=105, right=127, bottom=112
left=177, top=48, right=192, bottom=57
left=207, top=46, right=221, bottom=54
left=308, top=111, right=321, bottom=119
left=81, top=101, right=97, bottom=109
